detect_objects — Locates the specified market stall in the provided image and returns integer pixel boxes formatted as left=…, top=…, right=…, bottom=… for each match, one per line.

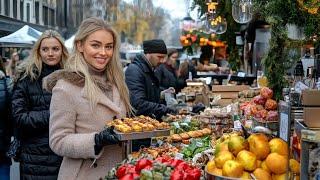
left=102, top=86, right=304, bottom=179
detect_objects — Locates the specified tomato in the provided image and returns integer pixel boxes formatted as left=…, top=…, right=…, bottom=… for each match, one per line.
left=155, top=155, right=172, bottom=163
left=132, top=173, right=140, bottom=179
left=119, top=173, right=134, bottom=180
left=175, top=162, right=191, bottom=171
left=126, top=164, right=137, bottom=174
left=184, top=168, right=201, bottom=180
left=142, top=165, right=153, bottom=170
left=170, top=169, right=184, bottom=180
left=170, top=159, right=183, bottom=168
left=116, top=165, right=127, bottom=178
left=135, top=158, right=153, bottom=172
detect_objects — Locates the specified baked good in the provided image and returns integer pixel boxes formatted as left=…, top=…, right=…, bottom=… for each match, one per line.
left=180, top=133, right=190, bottom=140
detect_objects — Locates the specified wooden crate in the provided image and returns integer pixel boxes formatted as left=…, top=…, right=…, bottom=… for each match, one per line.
left=212, top=85, right=250, bottom=92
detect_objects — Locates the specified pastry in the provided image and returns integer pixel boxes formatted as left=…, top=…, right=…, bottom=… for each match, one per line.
left=171, top=134, right=182, bottom=142
left=180, top=133, right=190, bottom=140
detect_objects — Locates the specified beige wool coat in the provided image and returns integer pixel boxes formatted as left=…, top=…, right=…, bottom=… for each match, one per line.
left=43, top=70, right=126, bottom=180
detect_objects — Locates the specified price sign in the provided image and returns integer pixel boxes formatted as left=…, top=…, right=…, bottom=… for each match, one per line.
left=279, top=113, right=289, bottom=142
left=237, top=72, right=246, bottom=77
left=278, top=101, right=291, bottom=142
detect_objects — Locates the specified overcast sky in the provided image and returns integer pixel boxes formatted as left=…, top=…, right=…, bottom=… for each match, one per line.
left=123, top=0, right=199, bottom=20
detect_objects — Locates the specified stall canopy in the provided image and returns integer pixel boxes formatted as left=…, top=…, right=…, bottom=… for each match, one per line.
left=0, top=25, right=42, bottom=46
left=65, top=35, right=75, bottom=50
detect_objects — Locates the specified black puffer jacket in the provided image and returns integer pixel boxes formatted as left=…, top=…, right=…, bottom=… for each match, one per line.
left=0, top=74, right=12, bottom=165
left=125, top=54, right=175, bottom=119
left=155, top=64, right=177, bottom=91
left=11, top=64, right=62, bottom=180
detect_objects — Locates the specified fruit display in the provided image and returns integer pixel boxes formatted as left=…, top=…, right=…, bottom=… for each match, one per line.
left=107, top=156, right=201, bottom=180
left=206, top=133, right=300, bottom=179
left=107, top=115, right=170, bottom=133
left=240, top=87, right=279, bottom=122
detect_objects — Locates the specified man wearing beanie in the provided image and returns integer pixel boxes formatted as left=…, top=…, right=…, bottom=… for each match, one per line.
left=125, top=39, right=176, bottom=151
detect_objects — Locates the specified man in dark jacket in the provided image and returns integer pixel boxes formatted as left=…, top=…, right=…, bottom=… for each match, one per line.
left=125, top=39, right=176, bottom=151
left=125, top=39, right=176, bottom=120
left=0, top=68, right=12, bottom=180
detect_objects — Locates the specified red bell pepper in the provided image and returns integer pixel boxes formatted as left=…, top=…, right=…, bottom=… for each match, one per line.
left=169, top=159, right=183, bottom=168
left=135, top=158, right=153, bottom=172
left=175, top=162, right=191, bottom=171
left=119, top=173, right=134, bottom=180
left=170, top=169, right=184, bottom=180
left=116, top=165, right=127, bottom=178
left=119, top=172, right=140, bottom=180
left=184, top=168, right=201, bottom=180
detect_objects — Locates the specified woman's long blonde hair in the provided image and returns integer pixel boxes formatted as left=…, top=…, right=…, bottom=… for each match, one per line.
left=18, top=30, right=69, bottom=81
left=65, top=17, right=133, bottom=114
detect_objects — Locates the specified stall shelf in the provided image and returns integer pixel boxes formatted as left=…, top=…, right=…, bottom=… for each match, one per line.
left=294, top=120, right=320, bottom=179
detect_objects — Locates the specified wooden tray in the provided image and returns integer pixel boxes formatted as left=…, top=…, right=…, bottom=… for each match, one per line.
left=114, top=129, right=170, bottom=141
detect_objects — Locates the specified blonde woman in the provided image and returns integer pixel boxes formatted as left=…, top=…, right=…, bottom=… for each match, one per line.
left=43, top=17, right=132, bottom=179
left=6, top=52, right=20, bottom=78
left=11, top=30, right=68, bottom=179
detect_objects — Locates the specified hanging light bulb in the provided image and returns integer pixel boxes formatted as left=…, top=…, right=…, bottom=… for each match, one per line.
left=232, top=0, right=253, bottom=24
left=206, top=14, right=227, bottom=34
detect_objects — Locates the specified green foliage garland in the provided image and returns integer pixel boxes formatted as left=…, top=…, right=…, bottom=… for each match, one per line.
left=253, top=0, right=320, bottom=100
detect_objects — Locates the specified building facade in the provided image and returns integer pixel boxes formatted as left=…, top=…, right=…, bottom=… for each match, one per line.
left=0, top=0, right=57, bottom=36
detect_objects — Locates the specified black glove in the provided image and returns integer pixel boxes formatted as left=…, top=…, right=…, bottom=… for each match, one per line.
left=192, top=103, right=205, bottom=113
left=94, top=126, right=119, bottom=155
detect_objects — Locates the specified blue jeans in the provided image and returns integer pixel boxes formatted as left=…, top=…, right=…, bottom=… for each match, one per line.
left=0, top=164, right=10, bottom=180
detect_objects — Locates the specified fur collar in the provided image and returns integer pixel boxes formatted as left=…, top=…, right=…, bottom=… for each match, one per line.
left=43, top=69, right=113, bottom=93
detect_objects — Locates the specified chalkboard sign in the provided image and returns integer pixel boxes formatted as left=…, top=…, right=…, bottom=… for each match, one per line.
left=278, top=101, right=291, bottom=142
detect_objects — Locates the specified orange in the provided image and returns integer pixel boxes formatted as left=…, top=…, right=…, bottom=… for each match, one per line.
left=211, top=168, right=222, bottom=176
left=256, top=160, right=262, bottom=168
left=206, top=160, right=216, bottom=173
left=241, top=171, right=251, bottom=179
left=222, top=160, right=244, bottom=178
left=253, top=168, right=272, bottom=180
left=249, top=135, right=270, bottom=160
left=265, top=153, right=288, bottom=174
left=261, top=160, right=271, bottom=173
left=228, top=136, right=248, bottom=156
left=214, top=141, right=229, bottom=155
left=271, top=173, right=287, bottom=180
left=214, top=151, right=234, bottom=168
left=289, top=159, right=300, bottom=174
left=269, top=138, right=289, bottom=156
left=236, top=150, right=257, bottom=171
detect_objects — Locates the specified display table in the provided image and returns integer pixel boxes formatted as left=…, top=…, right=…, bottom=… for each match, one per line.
left=196, top=72, right=256, bottom=85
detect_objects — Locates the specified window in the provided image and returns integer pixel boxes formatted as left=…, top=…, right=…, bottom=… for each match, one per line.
left=49, top=8, right=55, bottom=26
left=43, top=6, right=48, bottom=25
left=26, top=3, right=30, bottom=22
left=13, top=0, right=17, bottom=18
left=20, top=1, right=23, bottom=20
left=4, top=0, right=9, bottom=16
left=35, top=1, right=39, bottom=24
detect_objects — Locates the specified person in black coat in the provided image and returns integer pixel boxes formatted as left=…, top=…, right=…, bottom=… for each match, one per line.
left=0, top=57, right=12, bottom=180
left=155, top=48, right=179, bottom=91
left=125, top=39, right=176, bottom=119
left=125, top=39, right=176, bottom=151
left=11, top=30, right=69, bottom=180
